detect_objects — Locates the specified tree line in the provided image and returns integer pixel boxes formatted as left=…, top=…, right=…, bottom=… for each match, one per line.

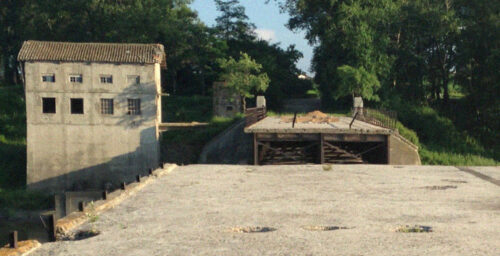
left=0, top=0, right=314, bottom=110
left=276, top=0, right=498, bottom=146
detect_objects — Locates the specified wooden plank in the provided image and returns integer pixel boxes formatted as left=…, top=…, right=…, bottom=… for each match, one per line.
left=323, top=134, right=385, bottom=142
left=256, top=133, right=319, bottom=141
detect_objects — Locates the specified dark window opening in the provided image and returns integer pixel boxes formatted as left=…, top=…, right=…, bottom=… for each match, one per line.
left=70, top=75, right=83, bottom=83
left=127, top=99, right=141, bottom=115
left=71, top=98, right=84, bottom=114
left=100, top=99, right=114, bottom=115
left=42, top=74, right=55, bottom=82
left=100, top=75, right=113, bottom=84
left=226, top=106, right=234, bottom=111
left=42, top=98, right=56, bottom=113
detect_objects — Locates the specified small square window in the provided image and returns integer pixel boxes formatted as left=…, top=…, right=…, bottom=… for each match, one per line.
left=100, top=99, right=114, bottom=115
left=100, top=75, right=113, bottom=84
left=127, top=99, right=141, bottom=115
left=42, top=98, right=56, bottom=113
left=127, top=75, right=140, bottom=85
left=69, top=74, right=83, bottom=83
left=42, top=74, right=55, bottom=83
left=70, top=98, right=84, bottom=114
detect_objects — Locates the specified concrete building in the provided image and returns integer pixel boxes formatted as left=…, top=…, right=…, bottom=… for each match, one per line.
left=213, top=81, right=242, bottom=118
left=18, top=41, right=166, bottom=191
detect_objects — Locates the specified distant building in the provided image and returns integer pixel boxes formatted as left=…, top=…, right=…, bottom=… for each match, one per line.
left=18, top=41, right=166, bottom=191
left=213, top=81, right=241, bottom=118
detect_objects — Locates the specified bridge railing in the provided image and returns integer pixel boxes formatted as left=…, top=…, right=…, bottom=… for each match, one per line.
left=354, top=108, right=398, bottom=130
left=245, top=107, right=267, bottom=127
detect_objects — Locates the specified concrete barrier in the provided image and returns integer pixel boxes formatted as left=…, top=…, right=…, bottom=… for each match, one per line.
left=0, top=240, right=41, bottom=256
left=55, top=164, right=177, bottom=239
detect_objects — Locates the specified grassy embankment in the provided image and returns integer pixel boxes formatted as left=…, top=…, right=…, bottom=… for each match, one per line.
left=160, top=95, right=242, bottom=164
left=0, top=86, right=51, bottom=216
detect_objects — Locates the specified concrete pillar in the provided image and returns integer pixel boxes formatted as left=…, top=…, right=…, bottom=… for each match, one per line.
left=353, top=97, right=363, bottom=116
left=256, top=96, right=266, bottom=108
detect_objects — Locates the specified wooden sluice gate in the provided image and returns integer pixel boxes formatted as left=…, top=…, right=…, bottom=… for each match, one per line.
left=244, top=109, right=394, bottom=165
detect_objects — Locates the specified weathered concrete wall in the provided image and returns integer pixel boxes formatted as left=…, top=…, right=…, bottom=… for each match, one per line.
left=213, top=82, right=241, bottom=117
left=199, top=119, right=252, bottom=164
left=25, top=61, right=161, bottom=191
left=389, top=134, right=421, bottom=165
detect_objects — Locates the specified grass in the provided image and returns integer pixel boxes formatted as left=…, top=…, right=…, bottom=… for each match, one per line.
left=162, top=95, right=212, bottom=122
left=394, top=104, right=498, bottom=165
left=0, top=86, right=51, bottom=215
left=160, top=115, right=242, bottom=164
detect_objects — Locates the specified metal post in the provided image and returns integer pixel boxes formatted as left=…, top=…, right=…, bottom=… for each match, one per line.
left=102, top=190, right=108, bottom=200
left=292, top=112, right=297, bottom=128
left=136, top=175, right=141, bottom=182
left=9, top=231, right=18, bottom=248
left=121, top=182, right=126, bottom=190
left=148, top=168, right=153, bottom=175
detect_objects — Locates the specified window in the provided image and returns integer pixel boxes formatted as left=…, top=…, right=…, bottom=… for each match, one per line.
left=69, top=74, right=83, bottom=83
left=127, top=99, right=141, bottom=115
left=42, top=74, right=55, bottom=83
left=42, top=98, right=56, bottom=113
left=100, top=99, right=114, bottom=115
left=70, top=98, right=84, bottom=114
left=100, top=75, right=113, bottom=84
left=226, top=106, right=234, bottom=111
left=127, top=75, right=140, bottom=85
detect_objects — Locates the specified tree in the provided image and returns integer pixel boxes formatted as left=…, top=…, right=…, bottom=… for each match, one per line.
left=217, top=52, right=270, bottom=110
left=336, top=65, right=381, bottom=101
left=214, top=0, right=256, bottom=41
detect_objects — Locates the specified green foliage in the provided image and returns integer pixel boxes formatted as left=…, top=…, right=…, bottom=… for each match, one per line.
left=392, top=104, right=498, bottom=165
left=0, top=189, right=51, bottom=214
left=214, top=0, right=256, bottom=41
left=218, top=52, right=270, bottom=100
left=162, top=95, right=212, bottom=122
left=336, top=65, right=381, bottom=101
left=0, top=86, right=27, bottom=189
left=160, top=115, right=242, bottom=164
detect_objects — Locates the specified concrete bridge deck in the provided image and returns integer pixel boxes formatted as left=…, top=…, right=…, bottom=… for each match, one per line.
left=244, top=116, right=392, bottom=134
left=31, top=165, right=499, bottom=256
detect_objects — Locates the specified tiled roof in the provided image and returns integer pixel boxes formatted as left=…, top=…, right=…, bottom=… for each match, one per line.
left=18, top=41, right=166, bottom=67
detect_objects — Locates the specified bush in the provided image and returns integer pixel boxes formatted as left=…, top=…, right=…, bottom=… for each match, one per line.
left=0, top=189, right=51, bottom=214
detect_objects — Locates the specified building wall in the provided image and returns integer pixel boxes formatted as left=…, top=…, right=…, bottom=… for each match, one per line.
left=24, top=61, right=161, bottom=191
left=213, top=82, right=241, bottom=118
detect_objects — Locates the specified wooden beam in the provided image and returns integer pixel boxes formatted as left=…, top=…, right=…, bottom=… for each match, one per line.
left=254, top=134, right=259, bottom=165
left=320, top=134, right=325, bottom=164
left=256, top=133, right=319, bottom=141
left=323, top=134, right=385, bottom=142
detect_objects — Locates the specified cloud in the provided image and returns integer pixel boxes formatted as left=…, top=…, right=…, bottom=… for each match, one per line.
left=254, top=29, right=277, bottom=42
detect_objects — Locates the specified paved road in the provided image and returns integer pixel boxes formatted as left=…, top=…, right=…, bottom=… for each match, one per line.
left=33, top=165, right=500, bottom=256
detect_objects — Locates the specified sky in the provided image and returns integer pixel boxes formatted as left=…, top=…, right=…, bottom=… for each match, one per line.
left=190, top=0, right=314, bottom=75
